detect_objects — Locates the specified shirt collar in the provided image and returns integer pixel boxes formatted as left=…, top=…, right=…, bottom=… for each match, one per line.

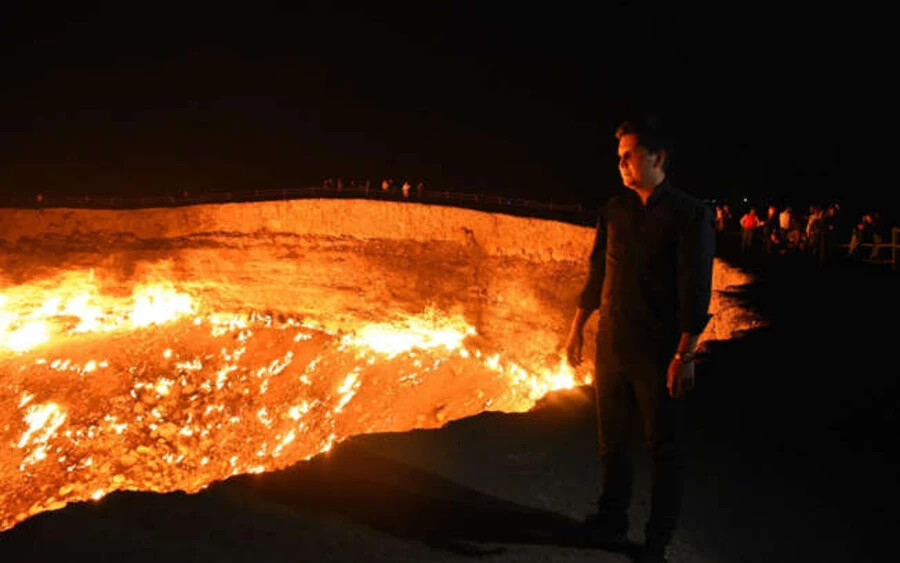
left=646, top=179, right=670, bottom=207
left=627, top=178, right=671, bottom=208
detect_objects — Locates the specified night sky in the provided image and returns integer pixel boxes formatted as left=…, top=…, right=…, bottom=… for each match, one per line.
left=0, top=2, right=870, bottom=210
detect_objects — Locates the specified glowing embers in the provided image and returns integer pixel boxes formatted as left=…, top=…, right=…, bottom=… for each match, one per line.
left=16, top=401, right=67, bottom=469
left=0, top=271, right=195, bottom=353
left=0, top=304, right=591, bottom=534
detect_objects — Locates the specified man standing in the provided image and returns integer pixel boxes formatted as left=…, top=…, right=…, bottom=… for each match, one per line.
left=739, top=207, right=760, bottom=253
left=565, top=116, right=715, bottom=563
left=779, top=206, right=793, bottom=236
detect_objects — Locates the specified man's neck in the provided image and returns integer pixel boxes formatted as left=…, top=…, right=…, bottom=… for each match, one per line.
left=630, top=175, right=666, bottom=206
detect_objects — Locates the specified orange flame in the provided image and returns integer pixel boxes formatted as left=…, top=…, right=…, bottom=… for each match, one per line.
left=0, top=272, right=592, bottom=532
left=1, top=272, right=195, bottom=353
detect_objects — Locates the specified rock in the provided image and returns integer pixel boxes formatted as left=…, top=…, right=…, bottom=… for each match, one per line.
left=133, top=402, right=145, bottom=414
left=120, top=454, right=138, bottom=467
left=46, top=500, right=67, bottom=511
left=158, top=422, right=178, bottom=440
left=58, top=484, right=74, bottom=496
left=110, top=397, right=129, bottom=409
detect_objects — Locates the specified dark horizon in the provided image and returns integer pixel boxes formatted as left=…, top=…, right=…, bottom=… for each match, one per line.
left=0, top=3, right=875, bottom=211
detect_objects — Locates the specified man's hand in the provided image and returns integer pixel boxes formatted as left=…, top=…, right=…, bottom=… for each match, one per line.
left=666, top=357, right=695, bottom=399
left=565, top=330, right=584, bottom=368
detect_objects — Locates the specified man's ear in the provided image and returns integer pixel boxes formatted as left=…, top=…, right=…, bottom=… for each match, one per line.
left=654, top=149, right=667, bottom=169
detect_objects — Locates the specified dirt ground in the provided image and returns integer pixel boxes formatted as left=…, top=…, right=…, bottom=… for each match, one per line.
left=1, top=245, right=896, bottom=562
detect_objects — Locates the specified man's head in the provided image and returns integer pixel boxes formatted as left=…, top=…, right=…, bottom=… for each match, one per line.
left=615, top=116, right=671, bottom=191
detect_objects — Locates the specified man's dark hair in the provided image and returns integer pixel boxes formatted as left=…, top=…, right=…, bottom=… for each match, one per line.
left=615, top=115, right=673, bottom=170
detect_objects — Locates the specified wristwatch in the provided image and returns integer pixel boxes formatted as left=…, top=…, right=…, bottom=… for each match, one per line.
left=673, top=351, right=696, bottom=363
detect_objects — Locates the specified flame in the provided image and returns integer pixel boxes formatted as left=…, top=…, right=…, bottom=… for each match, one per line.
left=0, top=272, right=599, bottom=533
left=130, top=285, right=193, bottom=328
left=4, top=321, right=51, bottom=352
left=1, top=272, right=195, bottom=353
left=340, top=308, right=476, bottom=357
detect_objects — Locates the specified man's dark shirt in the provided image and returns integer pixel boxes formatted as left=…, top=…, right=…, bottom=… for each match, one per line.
left=578, top=180, right=715, bottom=372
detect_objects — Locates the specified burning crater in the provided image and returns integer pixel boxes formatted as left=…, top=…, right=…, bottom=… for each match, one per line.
left=0, top=200, right=759, bottom=532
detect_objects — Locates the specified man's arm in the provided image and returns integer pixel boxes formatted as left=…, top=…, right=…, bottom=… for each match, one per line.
left=675, top=332, right=700, bottom=357
left=668, top=332, right=701, bottom=398
left=565, top=307, right=590, bottom=367
left=566, top=211, right=607, bottom=367
left=668, top=203, right=715, bottom=397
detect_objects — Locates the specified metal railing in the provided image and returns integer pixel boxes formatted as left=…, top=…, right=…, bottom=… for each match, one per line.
left=3, top=186, right=599, bottom=226
left=840, top=227, right=900, bottom=271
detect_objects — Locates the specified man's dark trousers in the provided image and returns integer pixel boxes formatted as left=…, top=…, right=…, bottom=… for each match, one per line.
left=593, top=351, right=685, bottom=545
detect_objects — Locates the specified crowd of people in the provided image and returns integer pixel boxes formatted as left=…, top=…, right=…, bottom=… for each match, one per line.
left=717, top=202, right=894, bottom=267
left=321, top=178, right=425, bottom=199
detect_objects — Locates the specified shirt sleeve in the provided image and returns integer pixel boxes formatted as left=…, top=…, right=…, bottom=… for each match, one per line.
left=577, top=210, right=607, bottom=313
left=677, top=203, right=715, bottom=334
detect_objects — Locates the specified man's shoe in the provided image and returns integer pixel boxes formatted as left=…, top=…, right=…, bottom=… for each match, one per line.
left=637, top=540, right=670, bottom=563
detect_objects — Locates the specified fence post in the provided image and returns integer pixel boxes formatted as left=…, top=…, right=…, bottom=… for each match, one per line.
left=891, top=227, right=900, bottom=272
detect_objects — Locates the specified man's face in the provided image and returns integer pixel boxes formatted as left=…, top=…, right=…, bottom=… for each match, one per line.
left=617, top=133, right=662, bottom=190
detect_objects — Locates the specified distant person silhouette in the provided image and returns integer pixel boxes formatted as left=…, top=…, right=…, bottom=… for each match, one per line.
left=779, top=206, right=792, bottom=236
left=740, top=207, right=760, bottom=253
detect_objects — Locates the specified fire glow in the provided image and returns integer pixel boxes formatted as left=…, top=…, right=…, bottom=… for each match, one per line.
left=0, top=271, right=590, bottom=532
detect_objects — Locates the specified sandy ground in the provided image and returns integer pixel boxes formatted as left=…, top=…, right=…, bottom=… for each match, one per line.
left=1, top=246, right=896, bottom=562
